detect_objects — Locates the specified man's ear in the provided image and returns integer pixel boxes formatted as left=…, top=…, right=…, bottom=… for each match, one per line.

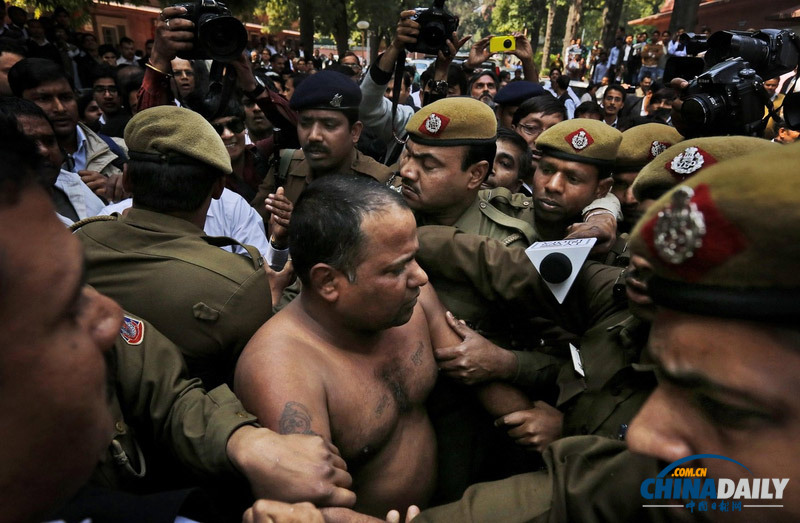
left=466, top=160, right=490, bottom=190
left=596, top=176, right=613, bottom=198
left=350, top=121, right=363, bottom=144
left=122, top=163, right=133, bottom=193
left=309, top=263, right=341, bottom=303
left=211, top=176, right=225, bottom=200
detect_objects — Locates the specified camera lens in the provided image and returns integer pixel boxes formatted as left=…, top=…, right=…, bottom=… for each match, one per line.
left=197, top=14, right=247, bottom=62
left=682, top=93, right=726, bottom=126
left=503, top=38, right=512, bottom=49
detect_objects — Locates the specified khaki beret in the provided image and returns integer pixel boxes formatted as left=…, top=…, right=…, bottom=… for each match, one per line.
left=616, top=123, right=684, bottom=171
left=124, top=106, right=232, bottom=174
left=406, top=97, right=496, bottom=146
left=535, top=118, right=622, bottom=167
left=631, top=136, right=779, bottom=202
left=629, top=142, right=800, bottom=322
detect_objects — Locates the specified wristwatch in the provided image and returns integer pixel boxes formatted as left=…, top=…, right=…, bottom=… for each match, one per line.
left=427, top=80, right=448, bottom=96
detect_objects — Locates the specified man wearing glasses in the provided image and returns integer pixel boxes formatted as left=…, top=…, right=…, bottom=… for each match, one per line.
left=91, top=63, right=131, bottom=138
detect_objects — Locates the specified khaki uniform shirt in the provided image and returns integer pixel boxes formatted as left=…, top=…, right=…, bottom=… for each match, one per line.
left=74, top=209, right=272, bottom=389
left=416, top=436, right=692, bottom=523
left=92, top=312, right=257, bottom=490
left=251, top=148, right=395, bottom=220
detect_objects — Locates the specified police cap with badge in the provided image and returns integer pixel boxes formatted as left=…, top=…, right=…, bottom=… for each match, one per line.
left=615, top=123, right=684, bottom=172
left=631, top=136, right=780, bottom=203
left=534, top=118, right=623, bottom=169
left=629, top=143, right=800, bottom=322
left=289, top=70, right=361, bottom=112
left=125, top=105, right=233, bottom=174
left=405, top=97, right=497, bottom=146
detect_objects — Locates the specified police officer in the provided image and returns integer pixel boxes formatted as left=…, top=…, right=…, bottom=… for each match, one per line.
left=252, top=70, right=394, bottom=223
left=613, top=123, right=683, bottom=232
left=413, top=138, right=800, bottom=523
left=73, top=105, right=271, bottom=390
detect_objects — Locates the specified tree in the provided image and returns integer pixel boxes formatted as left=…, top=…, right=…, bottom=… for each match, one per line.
left=669, top=0, right=700, bottom=33
left=540, top=0, right=557, bottom=71
left=599, top=0, right=624, bottom=50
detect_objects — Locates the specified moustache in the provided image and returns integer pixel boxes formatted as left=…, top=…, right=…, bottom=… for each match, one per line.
left=304, top=144, right=330, bottom=155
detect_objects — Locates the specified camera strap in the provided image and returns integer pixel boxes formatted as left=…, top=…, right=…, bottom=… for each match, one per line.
left=390, top=48, right=408, bottom=146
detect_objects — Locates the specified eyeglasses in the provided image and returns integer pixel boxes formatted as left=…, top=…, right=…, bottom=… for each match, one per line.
left=93, top=85, right=118, bottom=94
left=516, top=122, right=543, bottom=137
left=211, top=117, right=245, bottom=135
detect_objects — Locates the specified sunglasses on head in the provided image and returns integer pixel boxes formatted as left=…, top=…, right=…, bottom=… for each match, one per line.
left=211, top=117, right=245, bottom=135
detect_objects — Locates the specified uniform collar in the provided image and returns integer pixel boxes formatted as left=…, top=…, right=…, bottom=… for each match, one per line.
left=122, top=207, right=206, bottom=236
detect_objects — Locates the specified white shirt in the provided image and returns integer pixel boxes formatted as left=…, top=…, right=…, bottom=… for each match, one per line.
left=98, top=189, right=273, bottom=260
left=54, top=168, right=106, bottom=222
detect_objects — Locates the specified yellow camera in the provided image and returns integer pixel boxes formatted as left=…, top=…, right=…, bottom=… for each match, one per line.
left=489, top=36, right=516, bottom=53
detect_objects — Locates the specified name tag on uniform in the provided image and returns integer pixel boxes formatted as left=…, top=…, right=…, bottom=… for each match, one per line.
left=570, top=343, right=585, bottom=377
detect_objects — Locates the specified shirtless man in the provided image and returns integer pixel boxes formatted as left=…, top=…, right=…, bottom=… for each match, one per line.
left=235, top=175, right=529, bottom=519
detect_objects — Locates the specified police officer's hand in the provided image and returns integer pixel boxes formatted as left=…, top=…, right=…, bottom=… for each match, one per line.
left=495, top=401, right=564, bottom=453
left=243, top=500, right=323, bottom=523
left=226, top=425, right=356, bottom=507
left=387, top=505, right=420, bottom=523
left=565, top=212, right=617, bottom=254
left=434, top=311, right=518, bottom=385
left=266, top=187, right=292, bottom=249
left=150, top=6, right=194, bottom=73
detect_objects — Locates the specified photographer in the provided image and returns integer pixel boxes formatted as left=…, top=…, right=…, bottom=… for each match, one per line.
left=358, top=8, right=469, bottom=166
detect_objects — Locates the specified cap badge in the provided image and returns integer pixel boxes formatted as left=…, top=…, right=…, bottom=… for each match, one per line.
left=649, top=140, right=670, bottom=160
left=565, top=128, right=594, bottom=151
left=653, top=186, right=706, bottom=264
left=666, top=146, right=718, bottom=181
left=330, top=93, right=343, bottom=108
left=419, top=112, right=450, bottom=136
left=120, top=315, right=144, bottom=345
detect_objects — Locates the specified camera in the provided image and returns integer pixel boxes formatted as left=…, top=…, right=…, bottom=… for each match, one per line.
left=406, top=0, right=459, bottom=57
left=679, top=29, right=800, bottom=137
left=171, top=0, right=247, bottom=63
left=489, top=36, right=516, bottom=53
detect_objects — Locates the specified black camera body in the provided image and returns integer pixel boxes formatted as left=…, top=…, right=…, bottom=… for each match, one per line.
left=680, top=28, right=800, bottom=137
left=681, top=59, right=767, bottom=136
left=406, top=0, right=459, bottom=56
left=171, top=0, right=247, bottom=63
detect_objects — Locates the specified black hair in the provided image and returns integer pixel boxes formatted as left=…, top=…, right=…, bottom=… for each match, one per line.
left=198, top=92, right=245, bottom=122
left=8, top=57, right=69, bottom=96
left=0, top=98, right=46, bottom=202
left=0, top=37, right=27, bottom=57
left=127, top=159, right=224, bottom=212
left=119, top=36, right=134, bottom=46
left=98, top=44, right=118, bottom=58
left=461, top=141, right=497, bottom=173
left=496, top=127, right=532, bottom=182
left=90, top=63, right=118, bottom=85
left=290, top=175, right=408, bottom=285
left=448, top=64, right=467, bottom=95
left=574, top=100, right=603, bottom=118
left=0, top=95, right=48, bottom=121
left=555, top=75, right=570, bottom=90
left=512, top=95, right=567, bottom=125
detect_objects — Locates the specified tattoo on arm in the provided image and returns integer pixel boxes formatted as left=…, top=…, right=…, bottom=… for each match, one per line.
left=278, top=401, right=318, bottom=435
left=411, top=341, right=424, bottom=366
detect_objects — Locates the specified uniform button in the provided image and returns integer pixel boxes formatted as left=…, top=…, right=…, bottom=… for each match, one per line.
left=236, top=411, right=248, bottom=418
left=115, top=421, right=126, bottom=433
left=523, top=201, right=530, bottom=206
left=479, top=202, right=487, bottom=209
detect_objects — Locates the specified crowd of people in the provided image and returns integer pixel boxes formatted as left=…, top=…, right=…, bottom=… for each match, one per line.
left=2, top=2, right=800, bottom=523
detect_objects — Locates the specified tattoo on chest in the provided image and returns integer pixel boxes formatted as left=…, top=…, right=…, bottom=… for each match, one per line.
left=411, top=341, right=424, bottom=366
left=278, top=401, right=318, bottom=435
left=376, top=367, right=411, bottom=413
left=375, top=393, right=389, bottom=417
